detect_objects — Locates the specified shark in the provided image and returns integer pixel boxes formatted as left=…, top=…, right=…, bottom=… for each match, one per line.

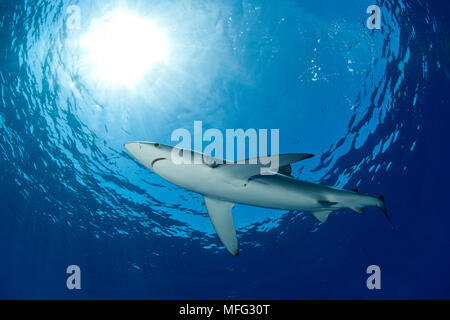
left=124, top=141, right=393, bottom=256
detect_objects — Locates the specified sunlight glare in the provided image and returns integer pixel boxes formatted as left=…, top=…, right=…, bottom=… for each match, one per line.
left=81, top=11, right=170, bottom=86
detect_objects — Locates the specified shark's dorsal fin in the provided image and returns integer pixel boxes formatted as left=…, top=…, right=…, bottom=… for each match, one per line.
left=214, top=154, right=314, bottom=180
left=235, top=153, right=314, bottom=166
left=203, top=196, right=239, bottom=256
left=278, top=164, right=292, bottom=177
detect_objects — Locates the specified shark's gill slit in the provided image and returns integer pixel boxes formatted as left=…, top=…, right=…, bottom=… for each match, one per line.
left=151, top=158, right=166, bottom=168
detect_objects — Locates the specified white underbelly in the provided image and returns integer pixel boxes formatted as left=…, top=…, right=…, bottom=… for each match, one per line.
left=221, top=180, right=318, bottom=210
left=152, top=160, right=325, bottom=212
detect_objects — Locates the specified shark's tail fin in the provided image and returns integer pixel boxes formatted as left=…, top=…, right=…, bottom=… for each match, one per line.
left=377, top=195, right=394, bottom=230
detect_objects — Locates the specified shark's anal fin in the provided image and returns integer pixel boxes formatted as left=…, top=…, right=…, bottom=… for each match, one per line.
left=203, top=196, right=239, bottom=256
left=351, top=207, right=365, bottom=214
left=312, top=210, right=333, bottom=223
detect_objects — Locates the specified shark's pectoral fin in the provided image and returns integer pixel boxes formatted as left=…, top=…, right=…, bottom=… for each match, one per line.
left=203, top=196, right=239, bottom=256
left=312, top=210, right=333, bottom=223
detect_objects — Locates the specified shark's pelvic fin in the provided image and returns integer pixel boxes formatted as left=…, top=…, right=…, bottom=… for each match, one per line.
left=312, top=210, right=333, bottom=223
left=203, top=196, right=239, bottom=256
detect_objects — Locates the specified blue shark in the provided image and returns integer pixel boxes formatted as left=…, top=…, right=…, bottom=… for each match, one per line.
left=125, top=142, right=393, bottom=255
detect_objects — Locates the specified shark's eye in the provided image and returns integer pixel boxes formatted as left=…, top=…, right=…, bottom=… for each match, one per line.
left=154, top=143, right=160, bottom=147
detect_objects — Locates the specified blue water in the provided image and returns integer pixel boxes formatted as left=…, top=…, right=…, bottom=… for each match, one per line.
left=1, top=0, right=450, bottom=299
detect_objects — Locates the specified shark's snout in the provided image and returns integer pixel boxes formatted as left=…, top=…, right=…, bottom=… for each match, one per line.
left=124, top=142, right=170, bottom=169
left=124, top=142, right=140, bottom=158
